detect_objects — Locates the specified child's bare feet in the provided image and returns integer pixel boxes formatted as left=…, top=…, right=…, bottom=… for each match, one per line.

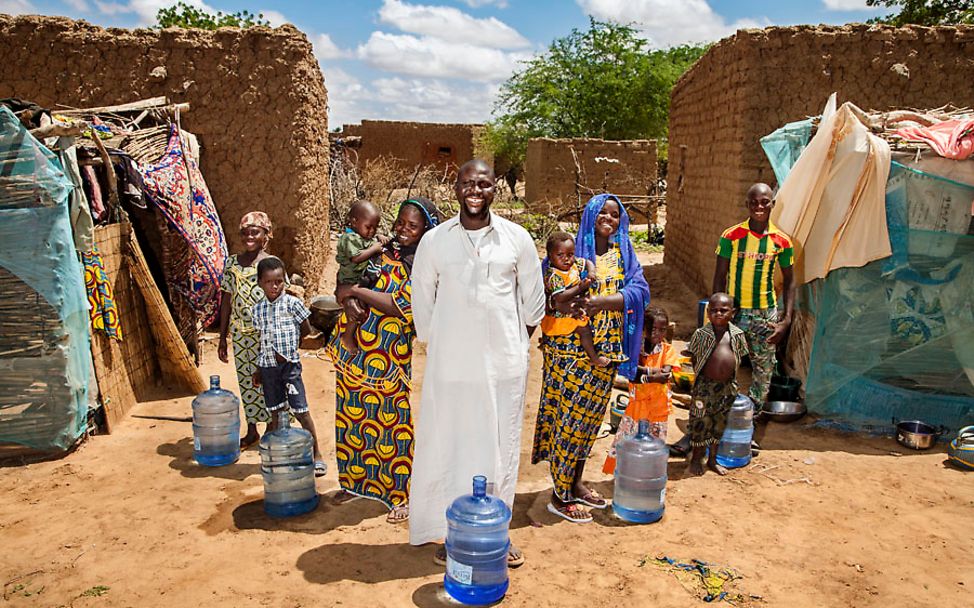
left=688, top=459, right=704, bottom=476
left=707, top=452, right=728, bottom=476
left=340, top=327, right=360, bottom=355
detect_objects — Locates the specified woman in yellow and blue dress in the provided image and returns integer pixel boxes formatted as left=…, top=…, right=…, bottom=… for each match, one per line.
left=218, top=212, right=274, bottom=448
left=531, top=194, right=651, bottom=523
left=327, top=197, right=441, bottom=524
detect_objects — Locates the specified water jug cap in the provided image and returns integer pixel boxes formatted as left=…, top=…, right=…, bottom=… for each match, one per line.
left=636, top=419, right=651, bottom=437
left=209, top=375, right=220, bottom=389
left=472, top=475, right=487, bottom=498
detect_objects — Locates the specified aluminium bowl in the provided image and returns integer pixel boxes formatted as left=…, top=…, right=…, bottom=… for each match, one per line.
left=762, top=400, right=807, bottom=423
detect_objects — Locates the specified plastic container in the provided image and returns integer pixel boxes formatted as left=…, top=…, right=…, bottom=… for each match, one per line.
left=612, top=419, right=668, bottom=523
left=192, top=375, right=240, bottom=466
left=716, top=394, right=754, bottom=469
left=444, top=475, right=511, bottom=605
left=259, top=412, right=319, bottom=517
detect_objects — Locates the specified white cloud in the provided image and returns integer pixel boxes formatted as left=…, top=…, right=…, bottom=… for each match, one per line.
left=0, top=0, right=35, bottom=14
left=378, top=0, right=529, bottom=49
left=357, top=31, right=529, bottom=82
left=63, top=0, right=90, bottom=11
left=259, top=9, right=287, bottom=27
left=94, top=1, right=216, bottom=25
left=314, top=33, right=347, bottom=60
left=577, top=0, right=767, bottom=47
left=459, top=0, right=509, bottom=8
left=822, top=0, right=877, bottom=10
left=328, top=75, right=496, bottom=126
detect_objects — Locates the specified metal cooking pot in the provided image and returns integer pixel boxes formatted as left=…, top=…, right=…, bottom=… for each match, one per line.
left=893, top=418, right=947, bottom=450
left=762, top=400, right=806, bottom=423
left=309, top=295, right=342, bottom=336
left=768, top=375, right=802, bottom=402
left=947, top=425, right=974, bottom=470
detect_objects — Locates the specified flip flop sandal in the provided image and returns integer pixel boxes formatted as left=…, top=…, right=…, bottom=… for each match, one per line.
left=546, top=502, right=593, bottom=523
left=433, top=546, right=447, bottom=566
left=386, top=504, right=409, bottom=524
left=314, top=461, right=327, bottom=477
left=575, top=490, right=608, bottom=509
left=508, top=548, right=525, bottom=568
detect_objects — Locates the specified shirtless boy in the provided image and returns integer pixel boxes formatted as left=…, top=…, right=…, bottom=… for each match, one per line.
left=684, top=292, right=750, bottom=476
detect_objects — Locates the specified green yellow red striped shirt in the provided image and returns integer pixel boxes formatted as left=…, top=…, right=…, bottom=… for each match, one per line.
left=716, top=220, right=794, bottom=309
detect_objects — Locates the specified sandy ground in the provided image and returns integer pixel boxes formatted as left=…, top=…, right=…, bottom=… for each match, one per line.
left=1, top=256, right=972, bottom=608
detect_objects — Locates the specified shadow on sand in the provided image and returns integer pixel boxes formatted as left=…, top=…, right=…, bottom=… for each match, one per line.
left=156, top=436, right=261, bottom=480
left=296, top=541, right=440, bottom=585
left=231, top=492, right=389, bottom=533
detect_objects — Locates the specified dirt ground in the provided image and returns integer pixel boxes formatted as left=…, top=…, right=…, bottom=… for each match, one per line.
left=1, top=256, right=972, bottom=608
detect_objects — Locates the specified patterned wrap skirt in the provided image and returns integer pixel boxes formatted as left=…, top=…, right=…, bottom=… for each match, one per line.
left=532, top=336, right=617, bottom=501
left=231, top=328, right=270, bottom=424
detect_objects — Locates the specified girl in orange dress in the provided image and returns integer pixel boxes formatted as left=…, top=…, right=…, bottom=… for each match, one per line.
left=603, top=307, right=680, bottom=474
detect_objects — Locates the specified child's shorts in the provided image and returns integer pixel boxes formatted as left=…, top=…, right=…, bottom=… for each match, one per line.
left=688, top=376, right=737, bottom=447
left=259, top=360, right=309, bottom=414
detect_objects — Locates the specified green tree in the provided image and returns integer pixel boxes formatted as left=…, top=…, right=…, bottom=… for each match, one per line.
left=156, top=2, right=270, bottom=29
left=488, top=19, right=707, bottom=167
left=866, top=0, right=974, bottom=25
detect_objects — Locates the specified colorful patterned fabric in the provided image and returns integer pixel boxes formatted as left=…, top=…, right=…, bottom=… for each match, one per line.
left=231, top=331, right=269, bottom=423
left=81, top=247, right=122, bottom=341
left=734, top=308, right=779, bottom=404
left=327, top=253, right=414, bottom=509
left=221, top=255, right=269, bottom=423
left=541, top=258, right=589, bottom=336
left=688, top=376, right=738, bottom=447
left=716, top=220, right=794, bottom=309
left=532, top=248, right=627, bottom=501
left=140, top=126, right=228, bottom=326
left=252, top=294, right=311, bottom=367
left=574, top=194, right=651, bottom=380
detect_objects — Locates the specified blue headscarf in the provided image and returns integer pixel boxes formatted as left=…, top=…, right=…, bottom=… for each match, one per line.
left=575, top=193, right=651, bottom=380
left=394, top=196, right=441, bottom=274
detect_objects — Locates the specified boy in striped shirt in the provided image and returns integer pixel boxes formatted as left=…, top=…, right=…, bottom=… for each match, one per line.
left=713, top=183, right=796, bottom=410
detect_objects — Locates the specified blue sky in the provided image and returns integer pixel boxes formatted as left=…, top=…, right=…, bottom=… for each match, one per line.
left=2, top=1, right=892, bottom=126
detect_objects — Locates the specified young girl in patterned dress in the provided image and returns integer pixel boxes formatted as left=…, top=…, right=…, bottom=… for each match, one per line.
left=218, top=212, right=274, bottom=448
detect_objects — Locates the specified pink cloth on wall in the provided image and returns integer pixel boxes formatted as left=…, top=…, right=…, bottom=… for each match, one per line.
left=895, top=119, right=974, bottom=161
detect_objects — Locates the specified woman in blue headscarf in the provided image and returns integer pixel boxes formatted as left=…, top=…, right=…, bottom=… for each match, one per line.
left=531, top=194, right=650, bottom=522
left=328, top=197, right=441, bottom=523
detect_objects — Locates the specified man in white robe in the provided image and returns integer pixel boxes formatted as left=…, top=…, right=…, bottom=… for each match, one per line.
left=409, top=159, right=545, bottom=564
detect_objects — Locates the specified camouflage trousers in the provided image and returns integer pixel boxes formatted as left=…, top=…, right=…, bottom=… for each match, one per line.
left=734, top=307, right=779, bottom=405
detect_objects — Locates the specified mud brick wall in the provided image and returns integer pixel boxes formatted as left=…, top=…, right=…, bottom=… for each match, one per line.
left=665, top=24, right=974, bottom=294
left=342, top=120, right=490, bottom=179
left=525, top=138, right=657, bottom=217
left=0, top=15, right=330, bottom=291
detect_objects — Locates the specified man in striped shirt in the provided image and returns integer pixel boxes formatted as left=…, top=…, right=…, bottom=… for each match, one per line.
left=713, top=183, right=796, bottom=409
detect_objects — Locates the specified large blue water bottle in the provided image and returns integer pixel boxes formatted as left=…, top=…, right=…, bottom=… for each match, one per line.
left=612, top=419, right=668, bottom=523
left=716, top=394, right=754, bottom=468
left=444, top=475, right=511, bottom=605
left=192, top=375, right=240, bottom=466
left=259, top=412, right=319, bottom=517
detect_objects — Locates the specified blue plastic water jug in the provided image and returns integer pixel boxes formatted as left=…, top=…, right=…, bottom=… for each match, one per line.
left=613, top=419, right=668, bottom=523
left=259, top=412, right=319, bottom=517
left=192, top=375, right=240, bottom=466
left=716, top=394, right=754, bottom=468
left=444, top=475, right=511, bottom=605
